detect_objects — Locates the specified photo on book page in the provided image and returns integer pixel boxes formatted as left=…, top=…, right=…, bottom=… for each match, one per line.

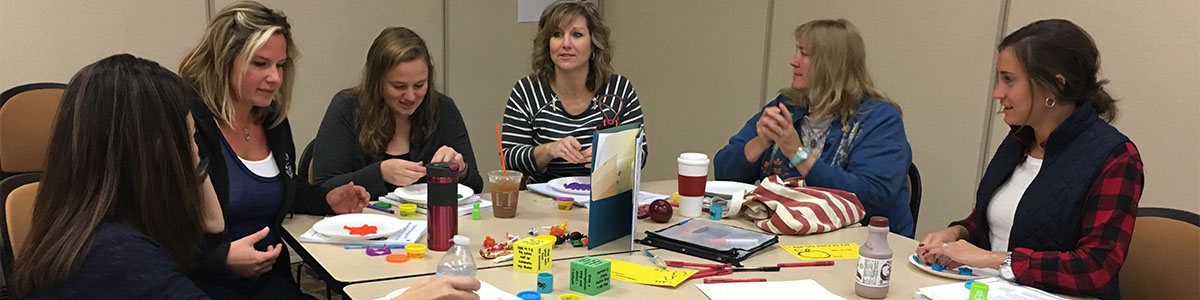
left=590, top=126, right=637, bottom=200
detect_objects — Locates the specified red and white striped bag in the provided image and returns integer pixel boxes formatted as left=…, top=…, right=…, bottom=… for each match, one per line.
left=740, top=175, right=865, bottom=235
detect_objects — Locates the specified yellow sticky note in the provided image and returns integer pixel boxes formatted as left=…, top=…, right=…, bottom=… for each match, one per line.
left=779, top=243, right=860, bottom=260
left=605, top=259, right=696, bottom=287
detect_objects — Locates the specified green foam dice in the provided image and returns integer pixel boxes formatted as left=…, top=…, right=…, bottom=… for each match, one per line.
left=569, top=256, right=611, bottom=296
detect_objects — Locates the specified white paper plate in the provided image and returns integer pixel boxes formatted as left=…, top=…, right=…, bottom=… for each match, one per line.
left=548, top=176, right=591, bottom=195
left=311, top=213, right=407, bottom=240
left=392, top=183, right=474, bottom=205
left=907, top=253, right=998, bottom=280
left=706, top=181, right=756, bottom=196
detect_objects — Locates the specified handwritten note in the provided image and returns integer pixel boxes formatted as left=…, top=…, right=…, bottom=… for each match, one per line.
left=779, top=243, right=859, bottom=260
left=605, top=259, right=697, bottom=287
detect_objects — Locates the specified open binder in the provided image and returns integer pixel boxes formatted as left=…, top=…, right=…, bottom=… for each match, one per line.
left=637, top=219, right=778, bottom=266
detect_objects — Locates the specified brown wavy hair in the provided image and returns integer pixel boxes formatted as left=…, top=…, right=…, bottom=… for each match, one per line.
left=999, top=19, right=1118, bottom=122
left=781, top=19, right=898, bottom=128
left=530, top=0, right=613, bottom=93
left=178, top=1, right=298, bottom=128
left=12, top=54, right=206, bottom=296
left=343, top=27, right=438, bottom=155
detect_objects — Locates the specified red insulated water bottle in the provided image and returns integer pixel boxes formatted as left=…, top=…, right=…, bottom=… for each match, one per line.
left=426, top=162, right=460, bottom=251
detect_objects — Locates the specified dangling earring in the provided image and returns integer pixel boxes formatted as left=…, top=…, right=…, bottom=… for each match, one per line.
left=590, top=52, right=595, bottom=61
left=1044, top=97, right=1056, bottom=108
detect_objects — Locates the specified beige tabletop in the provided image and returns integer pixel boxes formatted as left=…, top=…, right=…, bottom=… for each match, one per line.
left=281, top=184, right=649, bottom=284
left=343, top=226, right=960, bottom=300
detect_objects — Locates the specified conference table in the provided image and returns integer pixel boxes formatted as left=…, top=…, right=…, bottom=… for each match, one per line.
left=283, top=180, right=960, bottom=299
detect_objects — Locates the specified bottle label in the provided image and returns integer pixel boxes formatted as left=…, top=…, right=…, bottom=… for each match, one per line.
left=856, top=256, right=891, bottom=287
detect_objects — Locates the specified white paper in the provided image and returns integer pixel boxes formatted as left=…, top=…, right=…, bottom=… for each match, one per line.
left=300, top=219, right=425, bottom=246
left=914, top=277, right=1067, bottom=300
left=517, top=0, right=555, bottom=22
left=371, top=279, right=521, bottom=300
left=696, top=279, right=844, bottom=300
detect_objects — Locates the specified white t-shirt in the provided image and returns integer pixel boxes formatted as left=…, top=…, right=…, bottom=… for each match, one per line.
left=987, top=155, right=1043, bottom=252
left=240, top=152, right=280, bottom=178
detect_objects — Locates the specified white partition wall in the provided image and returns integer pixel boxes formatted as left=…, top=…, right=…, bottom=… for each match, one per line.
left=443, top=1, right=539, bottom=187
left=1, top=1, right=1196, bottom=238
left=605, top=0, right=773, bottom=182
left=0, top=0, right=207, bottom=89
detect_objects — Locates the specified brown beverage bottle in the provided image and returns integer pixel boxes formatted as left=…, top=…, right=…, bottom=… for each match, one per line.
left=855, top=216, right=892, bottom=298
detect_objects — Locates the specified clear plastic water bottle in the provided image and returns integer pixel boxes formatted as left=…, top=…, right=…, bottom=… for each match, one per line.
left=435, top=235, right=476, bottom=278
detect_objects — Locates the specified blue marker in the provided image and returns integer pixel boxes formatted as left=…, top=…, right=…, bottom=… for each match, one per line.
left=345, top=244, right=405, bottom=249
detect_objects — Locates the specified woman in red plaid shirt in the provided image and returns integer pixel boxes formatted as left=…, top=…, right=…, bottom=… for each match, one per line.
left=917, top=19, right=1142, bottom=300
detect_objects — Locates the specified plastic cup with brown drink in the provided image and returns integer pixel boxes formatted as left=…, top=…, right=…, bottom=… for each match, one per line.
left=488, top=170, right=523, bottom=218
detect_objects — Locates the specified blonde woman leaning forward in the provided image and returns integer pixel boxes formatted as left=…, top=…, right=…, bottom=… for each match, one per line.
left=178, top=1, right=369, bottom=298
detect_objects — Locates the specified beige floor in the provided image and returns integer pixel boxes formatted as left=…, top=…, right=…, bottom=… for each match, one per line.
left=294, top=262, right=343, bottom=300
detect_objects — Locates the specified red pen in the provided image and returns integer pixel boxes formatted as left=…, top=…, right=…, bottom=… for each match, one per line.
left=689, top=268, right=733, bottom=279
left=666, top=260, right=731, bottom=269
left=704, top=278, right=767, bottom=284
left=777, top=261, right=834, bottom=268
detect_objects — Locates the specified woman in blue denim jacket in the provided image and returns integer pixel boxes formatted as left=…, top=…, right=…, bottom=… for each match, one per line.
left=714, top=19, right=914, bottom=237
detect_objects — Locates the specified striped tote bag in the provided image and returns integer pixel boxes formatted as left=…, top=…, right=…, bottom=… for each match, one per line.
left=741, top=175, right=866, bottom=235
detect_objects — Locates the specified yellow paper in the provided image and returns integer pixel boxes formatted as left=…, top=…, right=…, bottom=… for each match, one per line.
left=605, top=259, right=696, bottom=287
left=780, top=243, right=860, bottom=260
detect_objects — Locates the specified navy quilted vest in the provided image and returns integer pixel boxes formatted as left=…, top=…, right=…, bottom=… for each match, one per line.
left=972, top=104, right=1128, bottom=298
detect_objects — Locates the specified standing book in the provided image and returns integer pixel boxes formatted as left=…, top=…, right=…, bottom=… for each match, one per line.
left=588, top=122, right=644, bottom=249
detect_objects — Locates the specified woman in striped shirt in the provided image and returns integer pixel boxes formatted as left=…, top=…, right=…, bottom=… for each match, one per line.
left=502, top=0, right=646, bottom=184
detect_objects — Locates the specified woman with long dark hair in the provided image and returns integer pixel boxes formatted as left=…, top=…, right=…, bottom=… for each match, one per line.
left=312, top=27, right=483, bottom=196
left=12, top=54, right=216, bottom=299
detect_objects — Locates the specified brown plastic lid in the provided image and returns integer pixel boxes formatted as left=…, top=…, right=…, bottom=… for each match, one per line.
left=869, top=216, right=889, bottom=227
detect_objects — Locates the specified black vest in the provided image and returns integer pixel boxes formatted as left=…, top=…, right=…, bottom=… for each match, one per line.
left=972, top=104, right=1128, bottom=299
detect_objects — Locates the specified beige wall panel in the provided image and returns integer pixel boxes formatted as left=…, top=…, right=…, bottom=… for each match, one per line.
left=0, top=1, right=206, bottom=89
left=212, top=0, right=446, bottom=148
left=769, top=1, right=1005, bottom=236
left=998, top=1, right=1200, bottom=214
left=605, top=0, right=772, bottom=182
left=444, top=1, right=539, bottom=190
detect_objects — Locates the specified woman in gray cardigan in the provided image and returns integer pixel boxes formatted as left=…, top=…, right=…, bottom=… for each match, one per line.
left=312, top=27, right=483, bottom=196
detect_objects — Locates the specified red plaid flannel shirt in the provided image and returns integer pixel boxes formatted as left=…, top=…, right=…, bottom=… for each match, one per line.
left=954, top=142, right=1143, bottom=296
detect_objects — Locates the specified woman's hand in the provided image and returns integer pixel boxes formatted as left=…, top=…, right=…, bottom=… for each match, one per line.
left=919, top=240, right=1006, bottom=270
left=760, top=103, right=802, bottom=152
left=226, top=227, right=282, bottom=277
left=431, top=146, right=469, bottom=178
left=550, top=136, right=592, bottom=164
left=382, top=159, right=427, bottom=186
left=326, top=181, right=369, bottom=214
left=391, top=276, right=481, bottom=300
left=916, top=225, right=972, bottom=266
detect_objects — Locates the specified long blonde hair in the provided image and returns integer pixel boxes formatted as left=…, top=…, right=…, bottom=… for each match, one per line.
left=179, top=1, right=298, bottom=128
left=782, top=19, right=898, bottom=126
left=530, top=0, right=613, bottom=93
left=343, top=27, right=438, bottom=156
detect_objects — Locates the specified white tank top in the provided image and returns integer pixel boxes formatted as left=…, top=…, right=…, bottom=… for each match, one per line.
left=239, top=152, right=280, bottom=178
left=987, top=155, right=1042, bottom=252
